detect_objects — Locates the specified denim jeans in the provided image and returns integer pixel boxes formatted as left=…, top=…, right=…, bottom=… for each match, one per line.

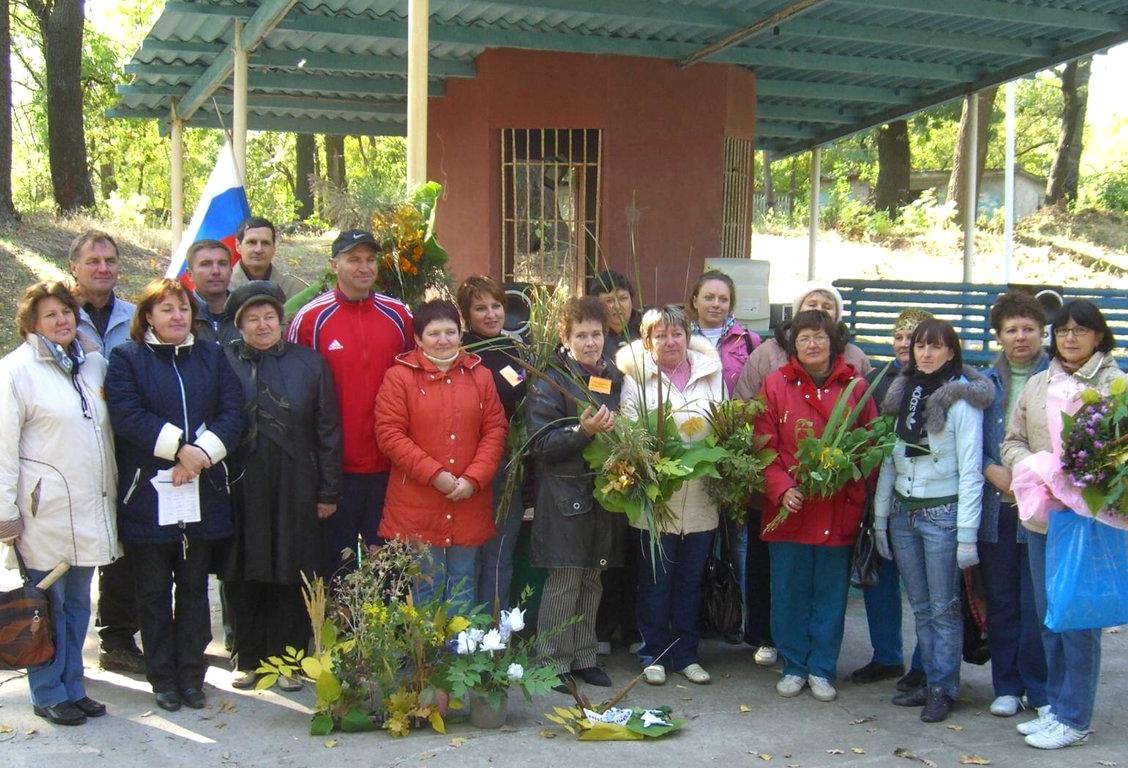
left=1027, top=529, right=1101, bottom=730
left=889, top=501, right=963, bottom=698
left=477, top=471, right=524, bottom=612
left=636, top=529, right=714, bottom=671
left=979, top=503, right=1047, bottom=705
left=862, top=553, right=924, bottom=671
left=415, top=545, right=479, bottom=609
left=26, top=566, right=94, bottom=708
left=768, top=542, right=851, bottom=681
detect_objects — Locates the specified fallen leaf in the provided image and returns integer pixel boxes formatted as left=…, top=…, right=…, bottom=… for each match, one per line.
left=826, top=749, right=844, bottom=755
left=419, top=753, right=436, bottom=761
left=139, top=710, right=153, bottom=718
left=218, top=699, right=237, bottom=714
left=323, top=739, right=338, bottom=748
left=893, top=748, right=938, bottom=768
left=945, top=724, right=964, bottom=731
left=783, top=755, right=792, bottom=759
left=849, top=715, right=876, bottom=725
left=757, top=754, right=772, bottom=761
left=1096, top=762, right=1118, bottom=767
left=25, top=728, right=37, bottom=735
left=959, top=756, right=990, bottom=765
left=538, top=728, right=556, bottom=739
left=676, top=684, right=688, bottom=689
left=0, top=725, right=12, bottom=734
left=214, top=721, right=227, bottom=729
left=851, top=748, right=865, bottom=755
left=1106, top=627, right=1120, bottom=634
left=449, top=737, right=467, bottom=747
left=739, top=704, right=752, bottom=713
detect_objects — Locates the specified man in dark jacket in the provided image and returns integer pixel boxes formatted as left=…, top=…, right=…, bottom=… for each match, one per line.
left=188, top=239, right=239, bottom=345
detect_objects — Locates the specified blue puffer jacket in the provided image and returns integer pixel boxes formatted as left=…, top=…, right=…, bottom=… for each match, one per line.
left=106, top=334, right=245, bottom=544
left=980, top=350, right=1049, bottom=543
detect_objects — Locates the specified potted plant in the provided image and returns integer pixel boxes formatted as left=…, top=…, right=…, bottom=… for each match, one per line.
left=439, top=591, right=561, bottom=728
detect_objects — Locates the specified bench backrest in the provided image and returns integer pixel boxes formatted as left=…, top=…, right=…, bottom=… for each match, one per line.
left=833, top=279, right=1128, bottom=369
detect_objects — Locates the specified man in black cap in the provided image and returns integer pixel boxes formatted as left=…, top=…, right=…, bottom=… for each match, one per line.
left=287, top=230, right=413, bottom=574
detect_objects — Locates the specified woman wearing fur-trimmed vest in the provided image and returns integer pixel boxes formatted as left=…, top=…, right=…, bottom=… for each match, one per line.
left=617, top=306, right=724, bottom=688
left=874, top=319, right=994, bottom=724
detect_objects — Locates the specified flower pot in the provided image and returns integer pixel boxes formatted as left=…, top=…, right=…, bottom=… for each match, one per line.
left=468, top=692, right=508, bottom=729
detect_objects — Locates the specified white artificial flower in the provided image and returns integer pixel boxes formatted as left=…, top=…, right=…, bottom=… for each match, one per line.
left=501, top=607, right=526, bottom=633
left=506, top=663, right=524, bottom=681
left=479, top=628, right=507, bottom=652
left=640, top=710, right=672, bottom=728
left=454, top=630, right=477, bottom=654
left=468, top=628, right=486, bottom=645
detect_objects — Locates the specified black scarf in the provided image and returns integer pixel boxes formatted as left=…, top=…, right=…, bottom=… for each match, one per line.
left=895, top=360, right=960, bottom=457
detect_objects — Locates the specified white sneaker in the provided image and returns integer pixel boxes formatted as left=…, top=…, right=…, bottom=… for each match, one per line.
left=990, top=694, right=1023, bottom=717
left=776, top=674, right=806, bottom=698
left=679, top=663, right=711, bottom=684
left=1024, top=720, right=1090, bottom=749
left=596, top=641, right=612, bottom=656
left=643, top=664, right=666, bottom=685
left=1016, top=706, right=1055, bottom=735
left=808, top=675, right=837, bottom=702
left=754, top=646, right=778, bottom=667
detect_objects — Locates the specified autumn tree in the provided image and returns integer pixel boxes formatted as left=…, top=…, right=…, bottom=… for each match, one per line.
left=874, top=120, right=911, bottom=215
left=1045, top=57, right=1092, bottom=206
left=947, top=87, right=997, bottom=225
left=0, top=0, right=18, bottom=222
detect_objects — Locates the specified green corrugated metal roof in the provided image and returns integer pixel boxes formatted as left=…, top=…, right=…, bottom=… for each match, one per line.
left=111, top=0, right=1128, bottom=154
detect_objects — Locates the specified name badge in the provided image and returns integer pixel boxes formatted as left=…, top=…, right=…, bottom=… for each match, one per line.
left=588, top=376, right=613, bottom=395
left=499, top=365, right=522, bottom=387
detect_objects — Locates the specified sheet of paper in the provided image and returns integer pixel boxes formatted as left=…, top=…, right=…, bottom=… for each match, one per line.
left=150, top=469, right=201, bottom=526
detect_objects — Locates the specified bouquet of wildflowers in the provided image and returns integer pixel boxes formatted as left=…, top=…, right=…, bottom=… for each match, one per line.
left=1061, top=379, right=1128, bottom=518
left=439, top=589, right=561, bottom=710
left=766, top=365, right=894, bottom=533
left=703, top=398, right=776, bottom=522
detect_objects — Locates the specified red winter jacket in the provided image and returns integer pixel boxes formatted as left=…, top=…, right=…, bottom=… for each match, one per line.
left=374, top=349, right=508, bottom=548
left=754, top=355, right=876, bottom=547
left=287, top=289, right=413, bottom=473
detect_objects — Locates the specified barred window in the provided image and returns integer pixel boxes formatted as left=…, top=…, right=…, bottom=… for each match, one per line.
left=721, top=135, right=754, bottom=259
left=501, top=128, right=601, bottom=292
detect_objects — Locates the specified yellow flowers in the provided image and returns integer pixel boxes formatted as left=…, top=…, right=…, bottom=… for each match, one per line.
left=446, top=615, right=471, bottom=637
left=679, top=415, right=708, bottom=441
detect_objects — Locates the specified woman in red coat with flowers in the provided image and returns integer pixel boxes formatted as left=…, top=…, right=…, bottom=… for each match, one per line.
left=754, top=310, right=876, bottom=704
left=375, top=299, right=508, bottom=606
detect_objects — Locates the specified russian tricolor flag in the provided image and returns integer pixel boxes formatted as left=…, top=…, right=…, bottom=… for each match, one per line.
left=166, top=141, right=251, bottom=283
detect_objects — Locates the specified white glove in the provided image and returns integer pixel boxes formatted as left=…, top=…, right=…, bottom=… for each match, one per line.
left=874, top=524, right=893, bottom=561
left=957, top=542, right=979, bottom=570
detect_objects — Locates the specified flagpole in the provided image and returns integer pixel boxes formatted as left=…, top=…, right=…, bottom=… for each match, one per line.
left=211, top=98, right=246, bottom=189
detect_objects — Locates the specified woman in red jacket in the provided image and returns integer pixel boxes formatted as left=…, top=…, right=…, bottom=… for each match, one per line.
left=375, top=300, right=508, bottom=606
left=754, top=310, right=876, bottom=703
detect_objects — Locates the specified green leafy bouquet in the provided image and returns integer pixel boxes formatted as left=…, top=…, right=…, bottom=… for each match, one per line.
left=765, top=366, right=894, bottom=533
left=703, top=398, right=777, bottom=522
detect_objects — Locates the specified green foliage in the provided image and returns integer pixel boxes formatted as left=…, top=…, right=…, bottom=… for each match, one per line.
left=1079, top=164, right=1128, bottom=212
left=703, top=398, right=777, bottom=522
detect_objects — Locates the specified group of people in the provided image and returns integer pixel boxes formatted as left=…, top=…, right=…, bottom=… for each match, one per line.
left=0, top=224, right=1120, bottom=752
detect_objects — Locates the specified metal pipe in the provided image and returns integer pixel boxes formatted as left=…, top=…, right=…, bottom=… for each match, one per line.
left=232, top=22, right=248, bottom=182
left=170, top=104, right=185, bottom=253
left=963, top=93, right=978, bottom=283
left=406, top=0, right=430, bottom=190
left=808, top=145, right=820, bottom=280
left=1004, top=80, right=1016, bottom=283
left=680, top=0, right=828, bottom=68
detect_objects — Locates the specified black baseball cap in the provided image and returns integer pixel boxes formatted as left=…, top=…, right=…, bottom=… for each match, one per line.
left=331, top=229, right=379, bottom=258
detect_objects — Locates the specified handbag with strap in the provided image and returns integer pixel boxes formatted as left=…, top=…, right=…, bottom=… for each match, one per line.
left=0, top=549, right=56, bottom=670
left=700, top=529, right=743, bottom=639
left=849, top=498, right=880, bottom=589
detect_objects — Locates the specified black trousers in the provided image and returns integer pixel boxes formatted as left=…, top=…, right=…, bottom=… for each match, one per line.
left=744, top=508, right=774, bottom=648
left=96, top=553, right=139, bottom=650
left=226, top=580, right=310, bottom=672
left=127, top=539, right=215, bottom=693
left=596, top=528, right=640, bottom=646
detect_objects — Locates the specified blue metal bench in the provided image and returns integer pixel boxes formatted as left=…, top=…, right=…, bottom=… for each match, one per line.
left=833, top=279, right=1128, bottom=369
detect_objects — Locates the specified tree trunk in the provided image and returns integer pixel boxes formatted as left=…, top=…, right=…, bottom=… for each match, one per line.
left=0, top=0, right=18, bottom=222
left=1045, top=57, right=1092, bottom=206
left=762, top=151, right=775, bottom=212
left=295, top=133, right=316, bottom=221
left=99, top=161, right=116, bottom=199
left=324, top=134, right=346, bottom=190
left=874, top=119, right=911, bottom=215
left=30, top=0, right=95, bottom=212
left=947, top=87, right=997, bottom=225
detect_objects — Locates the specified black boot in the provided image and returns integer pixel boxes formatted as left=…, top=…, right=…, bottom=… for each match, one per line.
left=920, top=686, right=953, bottom=723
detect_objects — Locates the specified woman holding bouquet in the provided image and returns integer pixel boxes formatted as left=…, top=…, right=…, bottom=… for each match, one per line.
left=754, top=310, right=876, bottom=703
left=618, top=305, right=724, bottom=686
left=874, top=319, right=994, bottom=723
left=528, top=296, right=624, bottom=693
left=1002, top=300, right=1123, bottom=750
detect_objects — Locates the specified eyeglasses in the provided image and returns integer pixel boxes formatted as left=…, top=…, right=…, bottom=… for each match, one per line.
left=794, top=334, right=829, bottom=347
left=1054, top=327, right=1094, bottom=339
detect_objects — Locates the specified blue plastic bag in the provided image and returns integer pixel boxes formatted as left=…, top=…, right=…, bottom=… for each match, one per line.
left=1045, top=509, right=1128, bottom=632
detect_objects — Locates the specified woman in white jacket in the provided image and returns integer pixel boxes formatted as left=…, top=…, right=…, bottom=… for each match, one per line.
left=0, top=281, right=119, bottom=726
left=618, top=305, right=724, bottom=687
left=874, top=319, right=993, bottom=724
